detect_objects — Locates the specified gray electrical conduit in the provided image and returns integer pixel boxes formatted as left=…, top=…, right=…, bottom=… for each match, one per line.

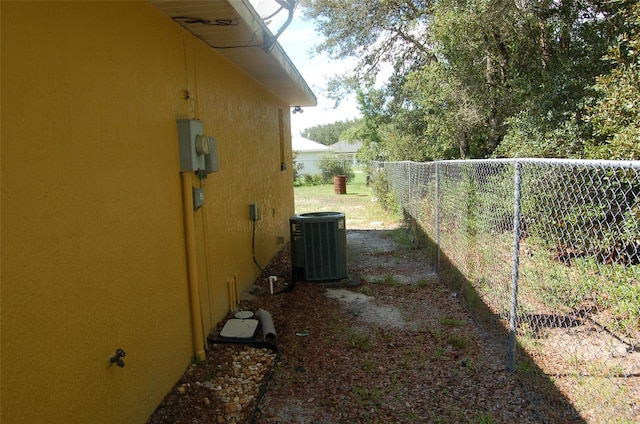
left=207, top=309, right=279, bottom=423
left=251, top=219, right=296, bottom=294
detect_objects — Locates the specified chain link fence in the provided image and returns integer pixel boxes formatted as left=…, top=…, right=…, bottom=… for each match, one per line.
left=376, top=159, right=640, bottom=423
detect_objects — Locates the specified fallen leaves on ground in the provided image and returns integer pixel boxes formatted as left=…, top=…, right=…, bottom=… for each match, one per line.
left=148, top=230, right=581, bottom=424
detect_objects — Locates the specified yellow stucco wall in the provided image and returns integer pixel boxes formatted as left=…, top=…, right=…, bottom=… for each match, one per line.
left=1, top=2, right=295, bottom=423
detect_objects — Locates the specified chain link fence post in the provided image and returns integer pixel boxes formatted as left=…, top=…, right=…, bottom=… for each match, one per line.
left=408, top=162, right=413, bottom=218
left=507, top=160, right=522, bottom=372
left=435, top=161, right=440, bottom=273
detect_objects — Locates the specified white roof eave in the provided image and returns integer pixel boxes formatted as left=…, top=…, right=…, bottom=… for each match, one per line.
left=149, top=0, right=317, bottom=107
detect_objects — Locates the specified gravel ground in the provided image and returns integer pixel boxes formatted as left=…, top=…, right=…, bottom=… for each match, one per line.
left=147, top=216, right=582, bottom=423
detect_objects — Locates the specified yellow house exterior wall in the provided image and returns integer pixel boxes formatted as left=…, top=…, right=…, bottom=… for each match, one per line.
left=1, top=2, right=295, bottom=423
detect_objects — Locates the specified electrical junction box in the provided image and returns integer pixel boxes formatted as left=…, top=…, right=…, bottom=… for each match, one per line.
left=192, top=188, right=204, bottom=210
left=249, top=203, right=260, bottom=221
left=177, top=119, right=206, bottom=172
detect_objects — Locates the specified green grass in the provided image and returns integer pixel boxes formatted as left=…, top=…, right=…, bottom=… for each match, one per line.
left=351, top=385, right=383, bottom=408
left=360, top=285, right=374, bottom=296
left=438, top=228, right=639, bottom=420
left=374, top=273, right=404, bottom=287
left=346, top=330, right=373, bottom=351
left=362, top=359, right=377, bottom=373
left=475, top=413, right=496, bottom=424
left=390, top=226, right=413, bottom=247
left=446, top=334, right=468, bottom=349
left=440, top=316, right=465, bottom=327
left=294, top=169, right=399, bottom=225
left=402, top=278, right=431, bottom=293
left=542, top=259, right=638, bottom=334
left=332, top=322, right=374, bottom=351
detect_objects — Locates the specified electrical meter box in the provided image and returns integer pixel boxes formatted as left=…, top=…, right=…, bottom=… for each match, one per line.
left=177, top=119, right=206, bottom=172
left=202, top=137, right=219, bottom=174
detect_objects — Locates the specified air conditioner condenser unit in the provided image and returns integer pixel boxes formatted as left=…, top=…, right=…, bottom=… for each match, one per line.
left=290, top=212, right=348, bottom=282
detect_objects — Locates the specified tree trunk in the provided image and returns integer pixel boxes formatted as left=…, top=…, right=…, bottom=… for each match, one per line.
left=459, top=133, right=470, bottom=159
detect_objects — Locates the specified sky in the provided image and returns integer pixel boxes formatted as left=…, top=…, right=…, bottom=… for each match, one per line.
left=249, top=0, right=361, bottom=137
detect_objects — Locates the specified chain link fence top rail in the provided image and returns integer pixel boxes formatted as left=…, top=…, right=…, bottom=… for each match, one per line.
left=376, top=159, right=640, bottom=423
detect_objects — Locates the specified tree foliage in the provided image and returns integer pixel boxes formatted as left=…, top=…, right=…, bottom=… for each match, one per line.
left=300, top=0, right=639, bottom=161
left=301, top=0, right=435, bottom=86
left=318, top=154, right=355, bottom=183
left=301, top=119, right=361, bottom=145
left=585, top=1, right=640, bottom=160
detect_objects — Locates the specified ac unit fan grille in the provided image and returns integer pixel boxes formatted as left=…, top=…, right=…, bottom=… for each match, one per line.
left=303, top=221, right=339, bottom=280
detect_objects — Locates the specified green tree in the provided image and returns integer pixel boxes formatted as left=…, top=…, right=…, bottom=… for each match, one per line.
left=346, top=89, right=387, bottom=162
left=300, top=0, right=438, bottom=160
left=491, top=0, right=621, bottom=158
left=301, top=119, right=361, bottom=145
left=428, top=0, right=523, bottom=157
left=585, top=1, right=640, bottom=160
left=301, top=0, right=435, bottom=91
left=300, top=0, right=639, bottom=160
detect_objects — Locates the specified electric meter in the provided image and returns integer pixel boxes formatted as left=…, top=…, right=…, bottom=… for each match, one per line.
left=195, top=135, right=211, bottom=156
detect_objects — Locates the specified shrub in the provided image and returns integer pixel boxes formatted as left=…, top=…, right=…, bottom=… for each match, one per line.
left=301, top=174, right=324, bottom=186
left=318, top=154, right=355, bottom=184
left=369, top=168, right=401, bottom=216
left=292, top=151, right=304, bottom=184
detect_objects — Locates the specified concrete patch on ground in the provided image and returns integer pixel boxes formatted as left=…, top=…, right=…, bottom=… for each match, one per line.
left=347, top=229, right=438, bottom=287
left=325, top=288, right=408, bottom=329
left=347, top=230, right=396, bottom=255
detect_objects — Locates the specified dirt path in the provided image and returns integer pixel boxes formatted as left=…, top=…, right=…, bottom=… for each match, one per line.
left=148, top=206, right=579, bottom=423
left=247, top=226, right=555, bottom=423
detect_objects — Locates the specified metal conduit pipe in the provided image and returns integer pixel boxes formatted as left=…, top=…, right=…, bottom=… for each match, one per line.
left=181, top=172, right=206, bottom=361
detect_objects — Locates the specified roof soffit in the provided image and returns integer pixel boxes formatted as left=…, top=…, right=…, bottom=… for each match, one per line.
left=148, top=0, right=317, bottom=107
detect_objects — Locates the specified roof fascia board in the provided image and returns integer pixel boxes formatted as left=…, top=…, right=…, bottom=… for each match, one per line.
left=149, top=0, right=316, bottom=107
left=228, top=0, right=316, bottom=107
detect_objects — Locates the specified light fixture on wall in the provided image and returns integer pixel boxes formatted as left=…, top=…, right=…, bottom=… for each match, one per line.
left=292, top=106, right=303, bottom=114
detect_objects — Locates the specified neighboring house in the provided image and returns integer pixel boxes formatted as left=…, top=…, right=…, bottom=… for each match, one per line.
left=292, top=135, right=331, bottom=176
left=330, top=140, right=363, bottom=166
left=1, top=2, right=315, bottom=424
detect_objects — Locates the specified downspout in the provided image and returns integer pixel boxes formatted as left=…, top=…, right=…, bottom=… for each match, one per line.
left=181, top=171, right=206, bottom=361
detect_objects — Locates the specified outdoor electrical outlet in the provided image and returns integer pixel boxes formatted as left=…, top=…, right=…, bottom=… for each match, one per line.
left=249, top=203, right=260, bottom=221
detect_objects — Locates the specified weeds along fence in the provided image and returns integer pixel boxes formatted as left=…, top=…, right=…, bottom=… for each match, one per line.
left=375, top=159, right=639, bottom=423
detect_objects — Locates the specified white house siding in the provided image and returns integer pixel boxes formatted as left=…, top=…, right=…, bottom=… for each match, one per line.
left=330, top=140, right=362, bottom=166
left=292, top=136, right=330, bottom=175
